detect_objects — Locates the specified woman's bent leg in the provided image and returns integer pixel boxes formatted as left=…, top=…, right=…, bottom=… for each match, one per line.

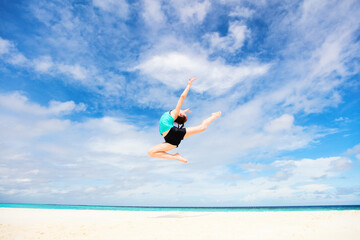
left=184, top=112, right=221, bottom=138
left=148, top=142, right=188, bottom=163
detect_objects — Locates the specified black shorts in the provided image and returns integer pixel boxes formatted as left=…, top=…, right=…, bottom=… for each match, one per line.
left=164, top=126, right=186, bottom=147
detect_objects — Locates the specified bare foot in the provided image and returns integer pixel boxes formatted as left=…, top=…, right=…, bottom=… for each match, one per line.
left=212, top=111, right=221, bottom=119
left=174, top=153, right=188, bottom=163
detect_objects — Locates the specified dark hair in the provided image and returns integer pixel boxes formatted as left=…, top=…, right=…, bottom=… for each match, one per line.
left=175, top=115, right=187, bottom=128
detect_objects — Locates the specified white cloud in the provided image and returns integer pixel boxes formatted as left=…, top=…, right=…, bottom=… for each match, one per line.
left=0, top=114, right=71, bottom=142
left=300, top=0, right=328, bottom=24
left=239, top=156, right=351, bottom=203
left=346, top=143, right=360, bottom=161
left=173, top=0, right=211, bottom=23
left=83, top=117, right=153, bottom=157
left=30, top=1, right=90, bottom=58
left=142, top=0, right=166, bottom=26
left=270, top=0, right=360, bottom=114
left=271, top=157, right=352, bottom=182
left=0, top=36, right=84, bottom=81
left=0, top=37, right=12, bottom=55
left=264, top=114, right=294, bottom=132
left=0, top=92, right=162, bottom=204
left=346, top=143, right=360, bottom=154
left=297, top=184, right=333, bottom=193
left=57, top=63, right=88, bottom=80
left=14, top=178, right=32, bottom=183
left=1, top=34, right=124, bottom=97
left=0, top=37, right=86, bottom=79
left=334, top=116, right=350, bottom=122
left=135, top=51, right=269, bottom=94
left=0, top=92, right=85, bottom=116
left=229, top=6, right=255, bottom=18
left=93, top=0, right=129, bottom=19
left=242, top=186, right=296, bottom=202
left=209, top=98, right=319, bottom=158
left=204, top=21, right=250, bottom=53
left=0, top=37, right=29, bottom=66
left=33, top=56, right=54, bottom=72
left=31, top=1, right=58, bottom=27
left=240, top=163, right=267, bottom=172
left=49, top=100, right=86, bottom=115
left=7, top=53, right=28, bottom=65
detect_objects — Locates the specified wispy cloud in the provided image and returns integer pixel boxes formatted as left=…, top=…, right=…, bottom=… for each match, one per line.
left=0, top=91, right=156, bottom=204
left=240, top=156, right=352, bottom=203
left=93, top=0, right=129, bottom=19
left=264, top=0, right=360, bottom=114
left=174, top=0, right=211, bottom=23
left=135, top=50, right=269, bottom=94
left=229, top=6, right=255, bottom=18
left=33, top=55, right=53, bottom=73
left=0, top=92, right=85, bottom=116
left=0, top=37, right=28, bottom=66
left=142, top=0, right=166, bottom=27
left=271, top=157, right=352, bottom=182
left=0, top=35, right=126, bottom=97
left=57, top=63, right=88, bottom=80
left=0, top=37, right=11, bottom=55
left=264, top=114, right=294, bottom=133
left=203, top=21, right=250, bottom=53
left=346, top=144, right=360, bottom=161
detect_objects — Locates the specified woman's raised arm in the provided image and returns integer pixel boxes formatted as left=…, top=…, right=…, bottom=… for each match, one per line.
left=171, top=76, right=196, bottom=119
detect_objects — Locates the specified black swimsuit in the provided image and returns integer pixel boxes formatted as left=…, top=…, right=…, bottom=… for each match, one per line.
left=164, top=126, right=186, bottom=147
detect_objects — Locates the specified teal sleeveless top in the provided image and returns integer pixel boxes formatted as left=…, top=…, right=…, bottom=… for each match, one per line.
left=159, top=111, right=174, bottom=135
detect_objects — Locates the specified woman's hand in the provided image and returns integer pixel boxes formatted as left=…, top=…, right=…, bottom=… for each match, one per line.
left=179, top=108, right=192, bottom=117
left=188, top=76, right=196, bottom=85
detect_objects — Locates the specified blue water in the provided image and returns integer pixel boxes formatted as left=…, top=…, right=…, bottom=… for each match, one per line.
left=1, top=203, right=359, bottom=212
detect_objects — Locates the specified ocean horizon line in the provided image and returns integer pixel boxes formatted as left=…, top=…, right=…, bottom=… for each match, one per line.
left=1, top=203, right=360, bottom=212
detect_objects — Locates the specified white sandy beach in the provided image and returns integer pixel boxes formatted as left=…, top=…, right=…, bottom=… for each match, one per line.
left=0, top=208, right=359, bottom=240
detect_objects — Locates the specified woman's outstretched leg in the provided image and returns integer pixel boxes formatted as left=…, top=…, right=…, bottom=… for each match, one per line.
left=184, top=112, right=221, bottom=138
left=148, top=142, right=188, bottom=163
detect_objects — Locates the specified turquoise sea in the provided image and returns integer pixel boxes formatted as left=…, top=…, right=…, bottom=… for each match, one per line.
left=1, top=203, right=360, bottom=212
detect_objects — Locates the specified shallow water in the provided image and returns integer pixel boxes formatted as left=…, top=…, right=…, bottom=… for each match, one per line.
left=1, top=203, right=360, bottom=212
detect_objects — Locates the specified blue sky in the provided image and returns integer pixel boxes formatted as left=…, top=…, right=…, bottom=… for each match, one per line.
left=0, top=0, right=359, bottom=207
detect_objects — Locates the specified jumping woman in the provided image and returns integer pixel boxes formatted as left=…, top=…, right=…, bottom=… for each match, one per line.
left=148, top=77, right=221, bottom=163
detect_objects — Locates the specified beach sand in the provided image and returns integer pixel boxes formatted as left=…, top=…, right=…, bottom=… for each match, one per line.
left=1, top=208, right=359, bottom=240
